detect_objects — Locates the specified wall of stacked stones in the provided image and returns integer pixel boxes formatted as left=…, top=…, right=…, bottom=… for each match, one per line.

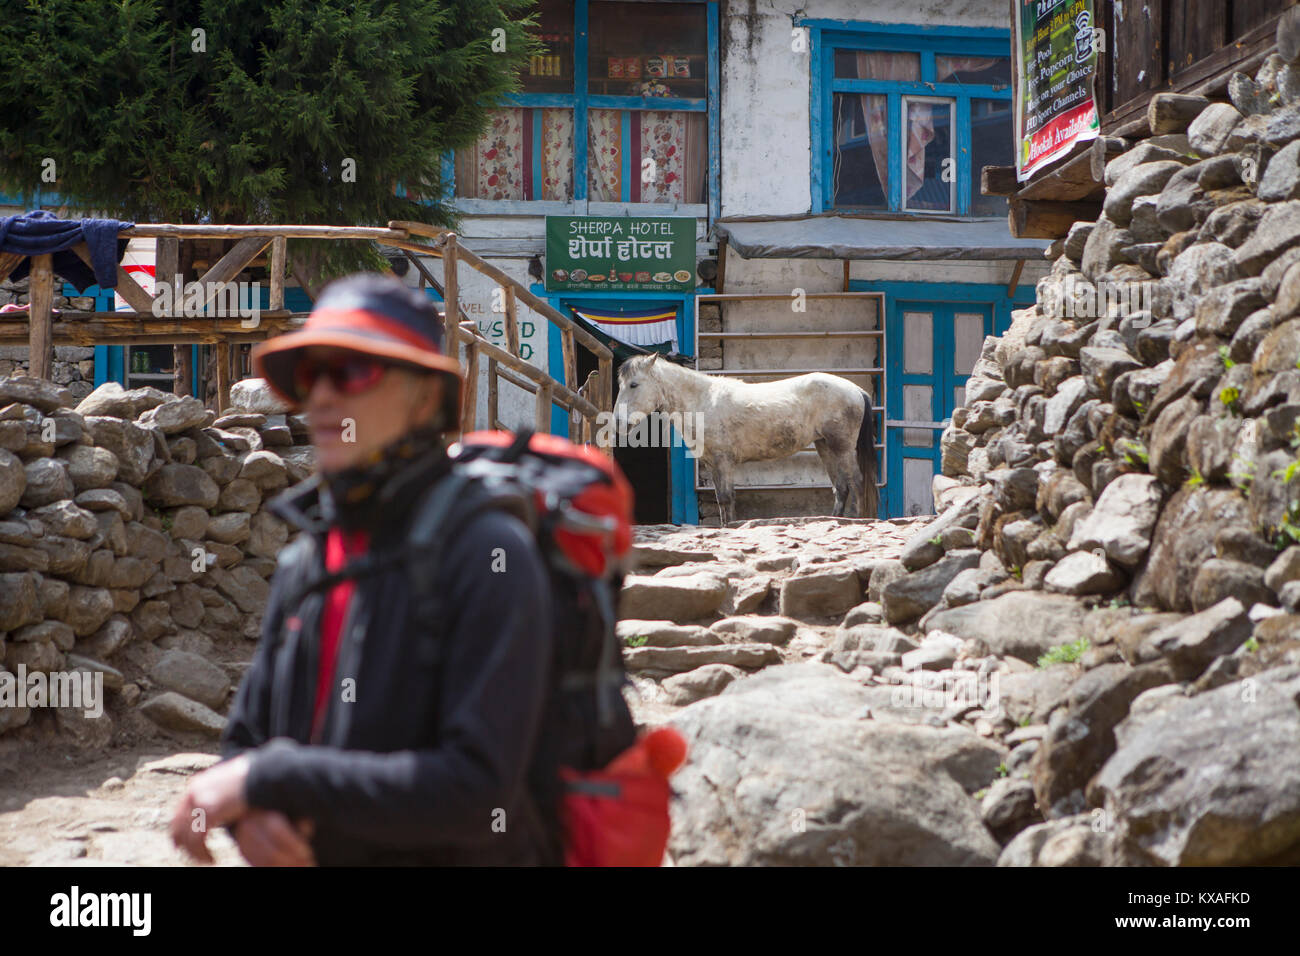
left=0, top=375, right=313, bottom=742
left=854, top=44, right=1300, bottom=863
left=1, top=276, right=101, bottom=402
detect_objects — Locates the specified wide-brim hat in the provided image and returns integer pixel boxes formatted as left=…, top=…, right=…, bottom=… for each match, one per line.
left=252, top=272, right=463, bottom=409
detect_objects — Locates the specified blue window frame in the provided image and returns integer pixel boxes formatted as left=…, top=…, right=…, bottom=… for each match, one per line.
left=802, top=20, right=1013, bottom=217
left=445, top=0, right=721, bottom=221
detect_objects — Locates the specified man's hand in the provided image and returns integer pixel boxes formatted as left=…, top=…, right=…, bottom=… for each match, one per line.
left=170, top=754, right=252, bottom=864
left=233, top=810, right=317, bottom=867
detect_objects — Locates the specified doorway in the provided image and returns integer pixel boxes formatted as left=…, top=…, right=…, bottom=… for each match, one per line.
left=885, top=301, right=992, bottom=517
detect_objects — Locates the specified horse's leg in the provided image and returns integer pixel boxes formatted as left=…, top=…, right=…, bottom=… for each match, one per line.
left=711, top=458, right=737, bottom=526
left=813, top=438, right=845, bottom=516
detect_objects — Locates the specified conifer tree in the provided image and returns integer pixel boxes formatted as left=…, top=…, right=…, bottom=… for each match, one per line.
left=0, top=0, right=538, bottom=291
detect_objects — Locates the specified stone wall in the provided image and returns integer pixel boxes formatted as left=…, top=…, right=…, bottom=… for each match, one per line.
left=859, top=39, right=1300, bottom=864
left=0, top=376, right=312, bottom=744
left=1, top=276, right=99, bottom=402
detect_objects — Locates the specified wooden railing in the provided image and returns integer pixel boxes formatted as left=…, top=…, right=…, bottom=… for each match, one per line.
left=0, top=221, right=614, bottom=447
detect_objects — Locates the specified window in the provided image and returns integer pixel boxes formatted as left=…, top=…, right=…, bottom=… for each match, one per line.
left=454, top=0, right=714, bottom=208
left=814, top=25, right=1013, bottom=216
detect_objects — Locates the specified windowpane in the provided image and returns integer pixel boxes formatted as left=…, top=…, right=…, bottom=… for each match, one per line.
left=834, top=50, right=920, bottom=80
left=936, top=55, right=1010, bottom=87
left=953, top=312, right=984, bottom=375
left=970, top=98, right=1013, bottom=216
left=903, top=311, right=933, bottom=374
left=902, top=98, right=954, bottom=212
left=832, top=93, right=888, bottom=208
left=903, top=457, right=935, bottom=515
left=588, top=2, right=706, bottom=99
left=455, top=109, right=573, bottom=200
left=903, top=385, right=934, bottom=447
left=522, top=0, right=575, bottom=94
left=588, top=109, right=705, bottom=203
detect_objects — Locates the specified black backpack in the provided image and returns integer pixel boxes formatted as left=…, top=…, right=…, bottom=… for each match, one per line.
left=404, top=428, right=639, bottom=862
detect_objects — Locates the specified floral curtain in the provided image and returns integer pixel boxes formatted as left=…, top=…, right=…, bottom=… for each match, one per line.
left=455, top=109, right=573, bottom=200
left=588, top=109, right=706, bottom=203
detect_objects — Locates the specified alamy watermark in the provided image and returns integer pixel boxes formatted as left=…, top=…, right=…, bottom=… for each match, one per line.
left=596, top=410, right=705, bottom=455
left=151, top=273, right=262, bottom=328
left=0, top=665, right=103, bottom=718
left=1061, top=274, right=1154, bottom=324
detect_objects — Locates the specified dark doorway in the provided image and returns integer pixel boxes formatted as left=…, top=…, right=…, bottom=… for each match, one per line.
left=570, top=312, right=672, bottom=525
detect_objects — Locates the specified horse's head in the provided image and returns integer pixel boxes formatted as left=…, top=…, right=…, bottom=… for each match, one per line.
left=614, top=352, right=668, bottom=423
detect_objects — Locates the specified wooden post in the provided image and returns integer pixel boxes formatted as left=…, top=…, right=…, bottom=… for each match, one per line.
left=535, top=382, right=552, bottom=435
left=28, top=254, right=54, bottom=380
left=504, top=285, right=519, bottom=356
left=461, top=338, right=480, bottom=434
left=216, top=344, right=231, bottom=413
left=561, top=327, right=577, bottom=391
left=269, top=236, right=286, bottom=311
left=442, top=233, right=460, bottom=352
left=598, top=356, right=613, bottom=414
left=487, top=356, right=499, bottom=430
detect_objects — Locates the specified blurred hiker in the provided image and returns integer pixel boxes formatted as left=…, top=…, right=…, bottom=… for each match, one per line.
left=170, top=273, right=556, bottom=865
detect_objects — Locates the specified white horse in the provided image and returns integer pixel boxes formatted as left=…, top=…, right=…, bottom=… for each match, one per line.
left=613, top=353, right=878, bottom=525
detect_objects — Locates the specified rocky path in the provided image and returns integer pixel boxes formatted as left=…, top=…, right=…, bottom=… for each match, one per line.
left=0, top=516, right=923, bottom=867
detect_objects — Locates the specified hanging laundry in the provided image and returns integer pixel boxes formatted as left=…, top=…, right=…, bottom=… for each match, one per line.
left=0, top=209, right=134, bottom=292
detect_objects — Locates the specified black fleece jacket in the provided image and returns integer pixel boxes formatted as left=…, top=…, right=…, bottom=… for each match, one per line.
left=220, top=445, right=555, bottom=865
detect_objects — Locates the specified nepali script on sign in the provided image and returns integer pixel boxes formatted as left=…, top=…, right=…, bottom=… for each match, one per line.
left=568, top=237, right=675, bottom=260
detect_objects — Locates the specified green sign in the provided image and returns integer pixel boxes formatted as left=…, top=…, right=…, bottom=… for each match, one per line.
left=545, top=216, right=696, bottom=292
left=1014, top=0, right=1099, bottom=181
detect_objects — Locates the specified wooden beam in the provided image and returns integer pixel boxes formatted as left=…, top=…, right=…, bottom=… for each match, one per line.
left=561, top=327, right=577, bottom=392
left=504, top=285, right=519, bottom=357
left=0, top=252, right=23, bottom=284
left=487, top=357, right=499, bottom=430
left=155, top=237, right=179, bottom=292
left=443, top=233, right=460, bottom=352
left=981, top=165, right=1020, bottom=197
left=1009, top=198, right=1103, bottom=240
left=1006, top=259, right=1025, bottom=296
left=841, top=260, right=850, bottom=292
left=460, top=336, right=480, bottom=434
left=195, top=236, right=273, bottom=308
left=72, top=244, right=156, bottom=314
left=28, top=254, right=54, bottom=380
left=535, top=382, right=552, bottom=434
left=216, top=345, right=231, bottom=413
left=269, top=236, right=286, bottom=311
left=124, top=224, right=411, bottom=241
left=1015, top=144, right=1103, bottom=203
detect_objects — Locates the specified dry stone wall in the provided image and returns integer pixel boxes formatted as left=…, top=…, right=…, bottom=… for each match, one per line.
left=0, top=375, right=312, bottom=744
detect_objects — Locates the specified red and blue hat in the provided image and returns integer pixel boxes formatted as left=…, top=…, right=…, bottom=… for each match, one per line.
left=253, top=272, right=463, bottom=408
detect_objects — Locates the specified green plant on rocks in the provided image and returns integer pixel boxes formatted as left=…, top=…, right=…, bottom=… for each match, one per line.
left=624, top=634, right=649, bottom=648
left=1116, top=438, right=1148, bottom=469
left=1037, top=638, right=1090, bottom=668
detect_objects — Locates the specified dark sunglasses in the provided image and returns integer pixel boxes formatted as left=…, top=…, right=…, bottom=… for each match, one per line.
left=291, top=354, right=390, bottom=401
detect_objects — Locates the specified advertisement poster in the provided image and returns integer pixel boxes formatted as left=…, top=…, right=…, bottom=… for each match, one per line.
left=545, top=216, right=697, bottom=292
left=1014, top=0, right=1101, bottom=181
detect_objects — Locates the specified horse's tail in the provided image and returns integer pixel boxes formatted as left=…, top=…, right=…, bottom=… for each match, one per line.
left=856, top=388, right=880, bottom=518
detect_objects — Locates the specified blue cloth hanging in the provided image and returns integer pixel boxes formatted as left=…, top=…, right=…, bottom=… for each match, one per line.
left=0, top=209, right=134, bottom=292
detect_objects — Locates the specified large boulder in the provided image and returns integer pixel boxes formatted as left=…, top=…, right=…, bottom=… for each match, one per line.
left=667, top=663, right=1004, bottom=866
left=1133, top=486, right=1251, bottom=612
left=143, top=463, right=220, bottom=509
left=1095, top=667, right=1300, bottom=865
left=1067, top=474, right=1165, bottom=569
left=922, top=591, right=1088, bottom=664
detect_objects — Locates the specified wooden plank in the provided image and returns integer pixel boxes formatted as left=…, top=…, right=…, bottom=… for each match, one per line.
left=1009, top=198, right=1103, bottom=239
left=195, top=236, right=273, bottom=308
left=125, top=224, right=410, bottom=240
left=487, top=357, right=499, bottom=430
left=535, top=382, right=552, bottom=435
left=562, top=327, right=577, bottom=391
left=1015, top=145, right=1104, bottom=203
left=504, top=285, right=519, bottom=356
left=1169, top=0, right=1226, bottom=77
left=981, top=165, right=1019, bottom=197
left=1233, top=0, right=1286, bottom=39
left=460, top=337, right=479, bottom=433
left=174, top=346, right=192, bottom=397
left=0, top=252, right=23, bottom=284
left=841, top=260, right=850, bottom=292
left=155, top=238, right=179, bottom=299
left=72, top=243, right=156, bottom=314
left=28, top=254, right=54, bottom=380
left=442, top=233, right=460, bottom=352
left=598, top=356, right=613, bottom=418
left=1113, top=0, right=1164, bottom=108
left=269, top=237, right=286, bottom=311
left=1007, top=259, right=1026, bottom=296
left=216, top=344, right=231, bottom=413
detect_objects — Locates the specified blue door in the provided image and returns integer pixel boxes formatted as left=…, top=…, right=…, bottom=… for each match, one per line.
left=884, top=301, right=992, bottom=516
